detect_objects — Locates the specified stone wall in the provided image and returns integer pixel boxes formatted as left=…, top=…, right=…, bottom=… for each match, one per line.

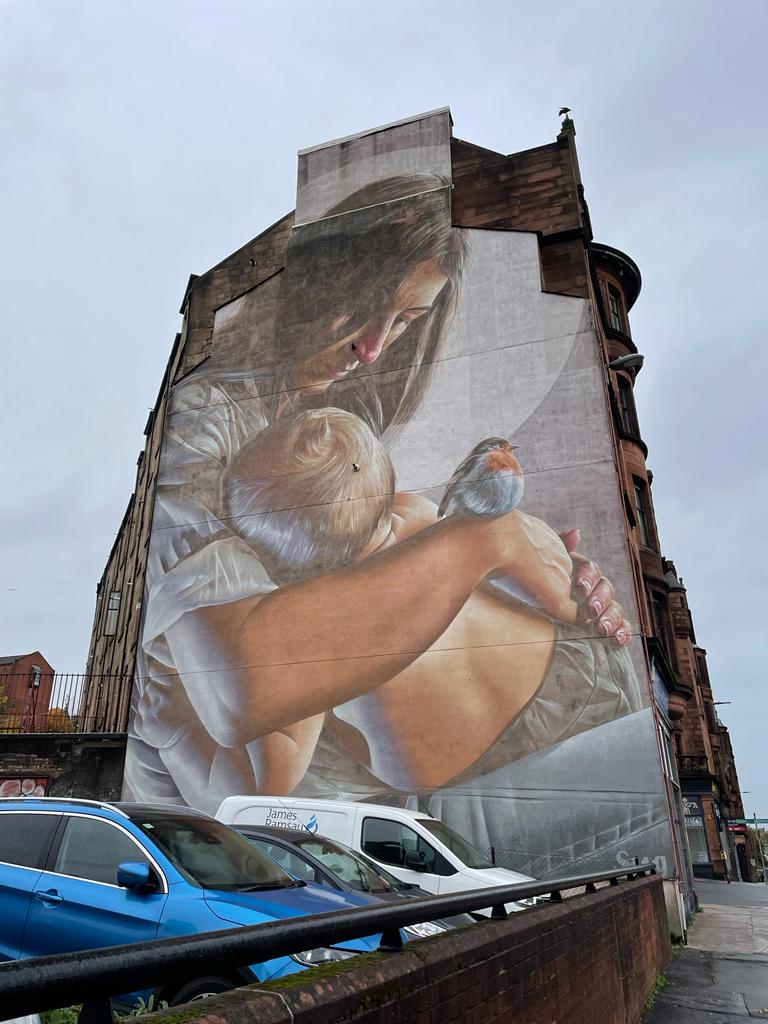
left=147, top=876, right=670, bottom=1024
left=0, top=733, right=126, bottom=801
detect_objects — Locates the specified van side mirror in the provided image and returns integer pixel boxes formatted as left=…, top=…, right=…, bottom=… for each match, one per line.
left=404, top=850, right=428, bottom=872
left=117, top=861, right=158, bottom=892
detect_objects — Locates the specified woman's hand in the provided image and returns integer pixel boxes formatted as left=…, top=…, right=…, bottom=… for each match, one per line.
left=559, top=529, right=631, bottom=645
left=475, top=510, right=578, bottom=623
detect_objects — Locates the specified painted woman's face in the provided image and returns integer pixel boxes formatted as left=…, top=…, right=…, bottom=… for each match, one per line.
left=290, top=259, right=449, bottom=393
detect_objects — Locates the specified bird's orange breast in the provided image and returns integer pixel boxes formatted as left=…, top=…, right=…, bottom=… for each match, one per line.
left=485, top=449, right=522, bottom=474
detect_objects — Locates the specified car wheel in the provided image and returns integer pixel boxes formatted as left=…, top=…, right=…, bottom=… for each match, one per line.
left=167, top=976, right=237, bottom=1005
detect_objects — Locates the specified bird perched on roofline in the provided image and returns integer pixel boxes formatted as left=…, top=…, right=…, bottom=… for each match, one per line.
left=438, top=437, right=524, bottom=519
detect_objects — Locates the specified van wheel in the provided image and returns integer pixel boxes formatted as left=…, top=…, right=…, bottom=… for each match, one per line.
left=167, top=976, right=237, bottom=1005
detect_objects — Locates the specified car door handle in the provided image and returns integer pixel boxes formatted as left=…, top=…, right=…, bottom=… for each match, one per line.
left=34, top=889, right=63, bottom=905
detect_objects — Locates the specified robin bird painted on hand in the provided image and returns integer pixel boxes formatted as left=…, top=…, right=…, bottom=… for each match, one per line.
left=438, top=438, right=524, bottom=518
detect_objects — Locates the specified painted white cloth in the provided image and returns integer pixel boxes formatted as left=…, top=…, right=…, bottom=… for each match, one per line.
left=125, top=377, right=278, bottom=813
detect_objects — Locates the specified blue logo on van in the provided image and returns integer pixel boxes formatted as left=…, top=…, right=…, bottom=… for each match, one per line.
left=305, top=814, right=319, bottom=834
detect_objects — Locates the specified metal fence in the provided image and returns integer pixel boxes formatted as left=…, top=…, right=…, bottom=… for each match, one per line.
left=0, top=672, right=131, bottom=735
left=678, top=755, right=711, bottom=776
left=0, top=866, right=656, bottom=1023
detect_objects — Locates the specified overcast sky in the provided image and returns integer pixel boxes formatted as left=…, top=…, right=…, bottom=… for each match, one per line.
left=2, top=0, right=766, bottom=815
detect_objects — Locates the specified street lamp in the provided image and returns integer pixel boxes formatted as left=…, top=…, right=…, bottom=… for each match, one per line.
left=608, top=353, right=645, bottom=372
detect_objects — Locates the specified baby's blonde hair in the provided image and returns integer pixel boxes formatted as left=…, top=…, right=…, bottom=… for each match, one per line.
left=225, top=408, right=395, bottom=585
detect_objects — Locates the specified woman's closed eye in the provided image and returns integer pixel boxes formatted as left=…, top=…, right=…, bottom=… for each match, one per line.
left=394, top=306, right=432, bottom=330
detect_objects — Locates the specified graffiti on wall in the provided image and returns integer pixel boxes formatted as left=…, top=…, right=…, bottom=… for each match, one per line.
left=0, top=778, right=47, bottom=797
left=124, top=110, right=674, bottom=879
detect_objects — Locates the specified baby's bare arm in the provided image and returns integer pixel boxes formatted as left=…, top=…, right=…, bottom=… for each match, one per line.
left=390, top=493, right=439, bottom=542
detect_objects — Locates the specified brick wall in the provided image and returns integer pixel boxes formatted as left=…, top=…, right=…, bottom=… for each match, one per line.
left=178, top=213, right=293, bottom=379
left=451, top=132, right=590, bottom=300
left=0, top=652, right=55, bottom=732
left=147, top=876, right=670, bottom=1024
left=0, top=734, right=126, bottom=801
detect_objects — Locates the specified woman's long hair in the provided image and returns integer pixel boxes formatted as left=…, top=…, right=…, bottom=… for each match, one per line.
left=210, top=174, right=469, bottom=441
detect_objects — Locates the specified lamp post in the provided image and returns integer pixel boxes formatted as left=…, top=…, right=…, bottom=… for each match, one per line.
left=754, top=813, right=768, bottom=886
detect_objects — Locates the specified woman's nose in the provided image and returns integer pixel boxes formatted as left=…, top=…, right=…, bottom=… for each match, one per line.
left=351, top=319, right=393, bottom=365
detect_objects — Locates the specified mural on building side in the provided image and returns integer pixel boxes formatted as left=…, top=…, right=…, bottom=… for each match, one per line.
left=124, top=111, right=675, bottom=879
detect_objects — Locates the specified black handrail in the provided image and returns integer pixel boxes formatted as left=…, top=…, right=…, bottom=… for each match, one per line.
left=0, top=866, right=656, bottom=1020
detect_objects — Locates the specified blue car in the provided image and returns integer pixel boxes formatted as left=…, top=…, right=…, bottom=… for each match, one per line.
left=0, top=797, right=383, bottom=1004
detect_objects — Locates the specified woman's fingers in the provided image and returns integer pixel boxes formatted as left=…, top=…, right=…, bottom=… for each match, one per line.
left=585, top=576, right=615, bottom=620
left=562, top=534, right=632, bottom=645
left=596, top=600, right=625, bottom=638
left=574, top=562, right=617, bottom=621
left=559, top=528, right=581, bottom=553
left=613, top=622, right=632, bottom=647
left=573, top=559, right=603, bottom=599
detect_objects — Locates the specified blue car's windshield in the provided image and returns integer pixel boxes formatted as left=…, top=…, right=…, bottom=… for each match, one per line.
left=129, top=810, right=296, bottom=891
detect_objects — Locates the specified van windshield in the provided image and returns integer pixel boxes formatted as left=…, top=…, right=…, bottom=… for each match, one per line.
left=419, top=819, right=494, bottom=869
left=128, top=810, right=296, bottom=891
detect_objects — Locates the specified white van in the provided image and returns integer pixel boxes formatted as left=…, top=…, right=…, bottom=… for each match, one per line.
left=216, top=796, right=535, bottom=911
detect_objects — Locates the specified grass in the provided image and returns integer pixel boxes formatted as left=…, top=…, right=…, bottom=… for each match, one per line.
left=641, top=971, right=669, bottom=1020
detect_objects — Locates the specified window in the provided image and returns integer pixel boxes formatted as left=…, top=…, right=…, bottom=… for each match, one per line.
left=130, top=810, right=292, bottom=889
left=299, top=838, right=390, bottom=892
left=419, top=818, right=494, bottom=869
left=608, top=287, right=623, bottom=331
left=658, top=723, right=678, bottom=783
left=617, top=377, right=639, bottom=436
left=633, top=478, right=653, bottom=548
left=103, top=591, right=121, bottom=637
left=682, top=797, right=711, bottom=865
left=252, top=841, right=318, bottom=884
left=54, top=817, right=148, bottom=885
left=651, top=593, right=672, bottom=657
left=0, top=812, right=60, bottom=869
left=361, top=817, right=455, bottom=876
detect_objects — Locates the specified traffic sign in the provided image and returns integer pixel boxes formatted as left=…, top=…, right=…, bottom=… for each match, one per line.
left=728, top=818, right=768, bottom=825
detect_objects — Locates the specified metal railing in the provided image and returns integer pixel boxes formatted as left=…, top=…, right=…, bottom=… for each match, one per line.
left=0, top=673, right=131, bottom=735
left=678, top=755, right=712, bottom=776
left=0, top=865, right=656, bottom=1022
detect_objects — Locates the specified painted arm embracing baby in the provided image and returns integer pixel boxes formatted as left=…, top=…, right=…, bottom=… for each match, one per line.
left=225, top=415, right=631, bottom=641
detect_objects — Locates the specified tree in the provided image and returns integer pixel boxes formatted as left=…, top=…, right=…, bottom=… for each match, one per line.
left=47, top=707, right=75, bottom=733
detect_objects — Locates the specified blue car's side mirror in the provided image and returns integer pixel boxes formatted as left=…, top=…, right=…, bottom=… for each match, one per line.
left=117, top=861, right=157, bottom=892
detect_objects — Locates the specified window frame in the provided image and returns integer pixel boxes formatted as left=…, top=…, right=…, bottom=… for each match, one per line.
left=0, top=810, right=61, bottom=871
left=607, top=286, right=624, bottom=331
left=103, top=591, right=122, bottom=637
left=682, top=797, right=712, bottom=866
left=633, top=477, right=654, bottom=549
left=617, top=375, right=639, bottom=437
left=360, top=816, right=456, bottom=877
left=44, top=813, right=168, bottom=892
left=650, top=591, right=673, bottom=660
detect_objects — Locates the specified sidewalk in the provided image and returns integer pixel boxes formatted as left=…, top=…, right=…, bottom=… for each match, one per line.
left=647, top=878, right=768, bottom=1021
